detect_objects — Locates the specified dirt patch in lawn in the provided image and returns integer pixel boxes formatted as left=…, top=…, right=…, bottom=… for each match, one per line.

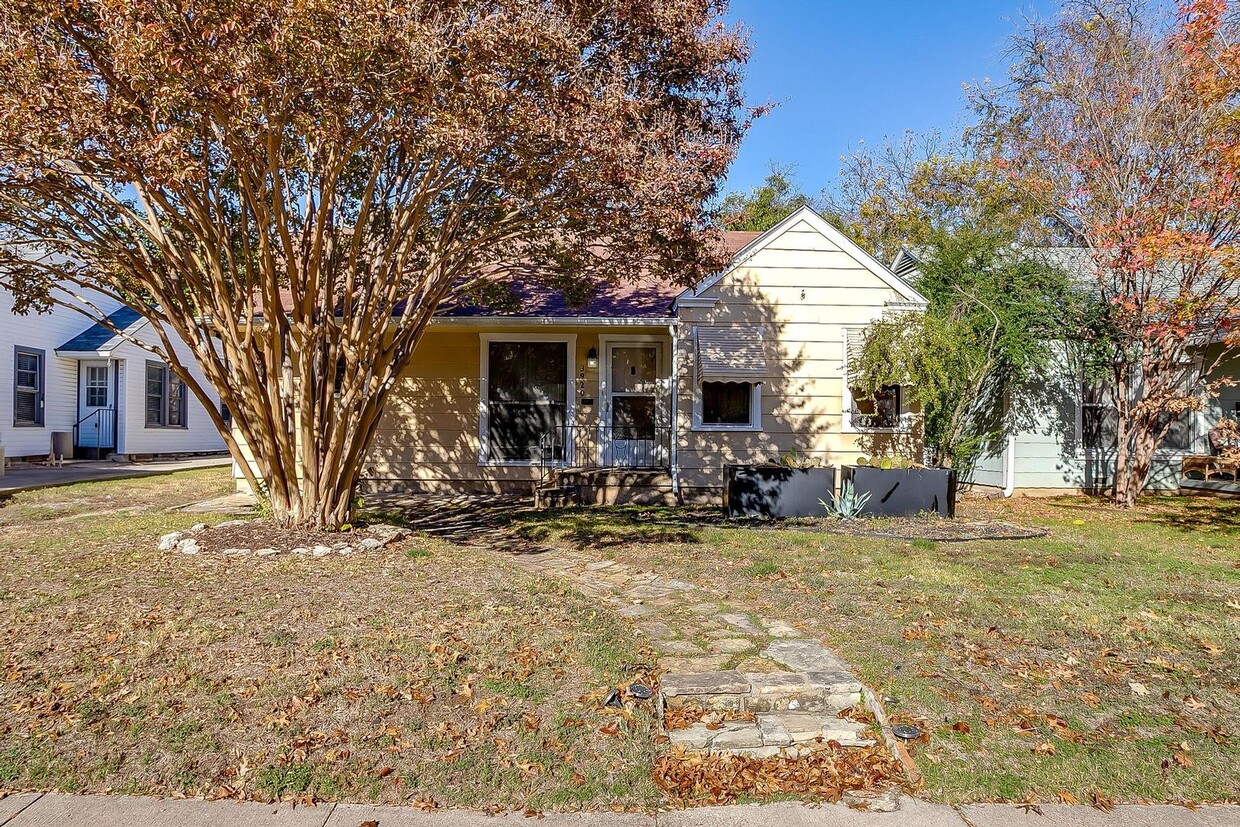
left=822, top=517, right=1048, bottom=542
left=175, top=520, right=408, bottom=555
left=0, top=469, right=662, bottom=812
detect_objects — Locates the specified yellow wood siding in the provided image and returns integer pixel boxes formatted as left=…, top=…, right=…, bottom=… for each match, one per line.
left=674, top=218, right=920, bottom=494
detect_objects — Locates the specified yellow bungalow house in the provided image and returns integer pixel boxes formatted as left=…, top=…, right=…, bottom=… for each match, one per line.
left=237, top=206, right=928, bottom=504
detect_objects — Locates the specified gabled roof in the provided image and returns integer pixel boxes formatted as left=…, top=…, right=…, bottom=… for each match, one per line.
left=56, top=306, right=143, bottom=354
left=677, top=206, right=928, bottom=307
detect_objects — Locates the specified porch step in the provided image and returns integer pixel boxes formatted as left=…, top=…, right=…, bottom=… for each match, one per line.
left=660, top=669, right=863, bottom=715
left=534, top=484, right=579, bottom=509
left=658, top=638, right=875, bottom=756
left=666, top=713, right=875, bottom=757
left=557, top=468, right=675, bottom=506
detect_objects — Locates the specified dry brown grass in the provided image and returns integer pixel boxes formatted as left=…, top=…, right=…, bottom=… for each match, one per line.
left=0, top=469, right=660, bottom=811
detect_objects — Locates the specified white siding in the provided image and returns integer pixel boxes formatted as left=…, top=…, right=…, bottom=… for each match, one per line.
left=1, top=287, right=225, bottom=460
left=674, top=216, right=924, bottom=496
left=1, top=288, right=121, bottom=458
left=112, top=323, right=226, bottom=456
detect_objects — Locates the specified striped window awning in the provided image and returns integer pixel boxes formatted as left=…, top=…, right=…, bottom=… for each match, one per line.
left=695, top=326, right=767, bottom=383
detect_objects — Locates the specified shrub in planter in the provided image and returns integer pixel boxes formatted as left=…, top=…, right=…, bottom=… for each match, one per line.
left=725, top=463, right=837, bottom=519
left=841, top=464, right=957, bottom=518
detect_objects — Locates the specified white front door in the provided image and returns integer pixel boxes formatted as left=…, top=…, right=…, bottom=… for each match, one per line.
left=77, top=360, right=115, bottom=449
left=601, top=342, right=666, bottom=467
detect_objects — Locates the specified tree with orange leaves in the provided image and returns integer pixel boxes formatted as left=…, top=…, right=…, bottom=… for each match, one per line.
left=975, top=0, right=1240, bottom=506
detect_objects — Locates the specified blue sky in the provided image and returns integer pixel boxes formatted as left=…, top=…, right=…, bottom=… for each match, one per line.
left=723, top=0, right=1053, bottom=197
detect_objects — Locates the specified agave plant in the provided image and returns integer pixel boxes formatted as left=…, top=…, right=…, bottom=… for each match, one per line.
left=820, top=482, right=871, bottom=519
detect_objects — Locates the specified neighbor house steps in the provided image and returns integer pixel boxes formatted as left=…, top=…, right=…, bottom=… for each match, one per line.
left=658, top=640, right=877, bottom=757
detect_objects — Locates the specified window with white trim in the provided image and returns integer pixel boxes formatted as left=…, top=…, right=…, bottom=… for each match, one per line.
left=701, top=381, right=758, bottom=428
left=691, top=326, right=764, bottom=431
left=146, top=361, right=188, bottom=428
left=842, top=327, right=906, bottom=431
left=850, top=384, right=901, bottom=429
left=482, top=339, right=570, bottom=463
left=13, top=346, right=44, bottom=427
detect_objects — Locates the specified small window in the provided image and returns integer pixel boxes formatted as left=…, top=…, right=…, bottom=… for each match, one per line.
left=145, top=361, right=188, bottom=428
left=1081, top=381, right=1117, bottom=450
left=701, top=381, right=757, bottom=427
left=85, top=365, right=109, bottom=408
left=850, top=384, right=901, bottom=429
left=13, top=346, right=45, bottom=427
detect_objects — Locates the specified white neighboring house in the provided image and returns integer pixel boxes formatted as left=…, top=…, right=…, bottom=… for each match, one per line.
left=1, top=285, right=226, bottom=463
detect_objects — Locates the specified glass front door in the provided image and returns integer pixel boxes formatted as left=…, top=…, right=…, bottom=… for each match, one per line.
left=604, top=344, right=664, bottom=467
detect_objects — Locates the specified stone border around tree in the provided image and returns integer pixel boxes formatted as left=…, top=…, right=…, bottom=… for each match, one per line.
left=156, top=521, right=412, bottom=558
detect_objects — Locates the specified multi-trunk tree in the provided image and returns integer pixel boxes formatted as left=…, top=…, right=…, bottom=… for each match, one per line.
left=974, top=0, right=1240, bottom=506
left=0, top=0, right=751, bottom=528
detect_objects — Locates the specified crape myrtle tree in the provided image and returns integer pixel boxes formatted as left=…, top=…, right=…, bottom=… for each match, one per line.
left=973, top=0, right=1240, bottom=506
left=0, top=0, right=751, bottom=528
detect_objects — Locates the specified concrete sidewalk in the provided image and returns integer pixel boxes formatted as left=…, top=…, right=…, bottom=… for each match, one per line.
left=0, top=455, right=230, bottom=495
left=1, top=793, right=1237, bottom=827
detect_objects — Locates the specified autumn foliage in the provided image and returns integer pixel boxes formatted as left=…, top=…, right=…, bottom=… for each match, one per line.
left=976, top=0, right=1240, bottom=505
left=0, top=0, right=750, bottom=527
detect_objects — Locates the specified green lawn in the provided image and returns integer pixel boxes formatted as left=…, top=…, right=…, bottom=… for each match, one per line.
left=508, top=496, right=1240, bottom=806
left=0, top=470, right=660, bottom=811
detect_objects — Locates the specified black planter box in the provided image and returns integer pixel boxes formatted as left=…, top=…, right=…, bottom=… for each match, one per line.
left=725, top=465, right=837, bottom=519
left=841, top=465, right=957, bottom=518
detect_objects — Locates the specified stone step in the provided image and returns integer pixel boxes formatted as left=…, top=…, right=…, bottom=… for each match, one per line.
left=534, top=485, right=579, bottom=508
left=660, top=669, right=863, bottom=715
left=666, top=713, right=875, bottom=755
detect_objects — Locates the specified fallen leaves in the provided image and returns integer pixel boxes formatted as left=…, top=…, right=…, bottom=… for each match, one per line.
left=1128, top=680, right=1149, bottom=697
left=662, top=703, right=756, bottom=732
left=1090, top=790, right=1115, bottom=812
left=653, top=743, right=907, bottom=805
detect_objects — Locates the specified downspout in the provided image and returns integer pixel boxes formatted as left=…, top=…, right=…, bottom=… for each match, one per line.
left=1002, top=434, right=1016, bottom=498
left=667, top=321, right=680, bottom=499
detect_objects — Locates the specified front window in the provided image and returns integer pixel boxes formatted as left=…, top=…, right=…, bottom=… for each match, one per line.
left=851, top=384, right=901, bottom=429
left=1081, top=381, right=1117, bottom=450
left=485, top=340, right=568, bottom=463
left=146, top=362, right=188, bottom=428
left=701, top=381, right=756, bottom=427
left=13, top=347, right=44, bottom=426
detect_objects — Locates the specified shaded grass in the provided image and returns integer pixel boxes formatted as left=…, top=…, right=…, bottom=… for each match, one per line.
left=513, top=496, right=1240, bottom=805
left=0, top=469, right=660, bottom=811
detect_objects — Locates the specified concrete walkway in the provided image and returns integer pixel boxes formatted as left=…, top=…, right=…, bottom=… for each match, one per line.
left=0, top=456, right=230, bottom=495
left=1, top=793, right=1237, bottom=826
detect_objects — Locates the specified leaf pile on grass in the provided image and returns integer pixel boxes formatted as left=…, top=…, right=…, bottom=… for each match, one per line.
left=653, top=743, right=907, bottom=805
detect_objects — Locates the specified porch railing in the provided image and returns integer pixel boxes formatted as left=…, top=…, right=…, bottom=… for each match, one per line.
left=538, top=421, right=671, bottom=481
left=73, top=407, right=116, bottom=460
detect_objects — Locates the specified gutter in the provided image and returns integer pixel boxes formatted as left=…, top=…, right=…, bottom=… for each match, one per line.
left=1002, top=434, right=1016, bottom=498
left=668, top=321, right=681, bottom=499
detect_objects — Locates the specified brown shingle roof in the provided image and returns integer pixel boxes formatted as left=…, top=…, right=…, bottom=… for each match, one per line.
left=257, top=231, right=762, bottom=319
left=436, top=231, right=760, bottom=319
